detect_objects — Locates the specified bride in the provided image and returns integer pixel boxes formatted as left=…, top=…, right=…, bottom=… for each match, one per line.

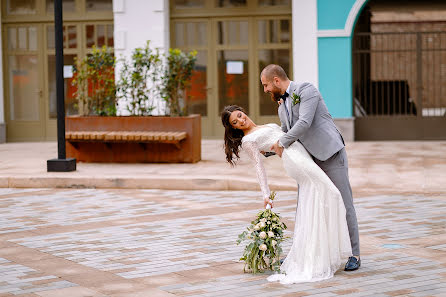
left=221, top=105, right=352, bottom=284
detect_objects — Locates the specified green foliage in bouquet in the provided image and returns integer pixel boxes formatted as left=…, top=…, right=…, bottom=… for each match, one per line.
left=236, top=192, right=287, bottom=273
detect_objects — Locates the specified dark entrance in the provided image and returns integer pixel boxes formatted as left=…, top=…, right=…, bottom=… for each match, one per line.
left=353, top=1, right=446, bottom=140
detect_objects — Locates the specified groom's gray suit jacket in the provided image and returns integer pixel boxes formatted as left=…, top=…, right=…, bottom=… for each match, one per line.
left=278, top=81, right=344, bottom=161
left=279, top=81, right=361, bottom=256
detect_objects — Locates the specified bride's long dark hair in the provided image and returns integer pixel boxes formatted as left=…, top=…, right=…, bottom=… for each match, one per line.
left=221, top=105, right=246, bottom=166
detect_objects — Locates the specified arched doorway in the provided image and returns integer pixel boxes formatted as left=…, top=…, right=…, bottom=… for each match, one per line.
left=352, top=0, right=446, bottom=140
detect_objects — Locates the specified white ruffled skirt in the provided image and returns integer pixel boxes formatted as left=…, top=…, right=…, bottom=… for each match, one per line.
left=267, top=142, right=352, bottom=284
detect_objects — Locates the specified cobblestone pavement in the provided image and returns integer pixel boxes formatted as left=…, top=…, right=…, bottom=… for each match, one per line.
left=0, top=189, right=445, bottom=297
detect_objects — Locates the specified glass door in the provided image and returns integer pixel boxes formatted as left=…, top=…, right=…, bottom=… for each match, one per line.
left=255, top=17, right=292, bottom=125
left=213, top=17, right=292, bottom=136
left=44, top=21, right=114, bottom=139
left=214, top=18, right=251, bottom=137
left=170, top=0, right=292, bottom=138
left=45, top=23, right=79, bottom=139
left=4, top=24, right=45, bottom=141
left=171, top=20, right=212, bottom=136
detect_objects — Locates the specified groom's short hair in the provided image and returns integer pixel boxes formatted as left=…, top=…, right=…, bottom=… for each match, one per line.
left=261, top=64, right=288, bottom=81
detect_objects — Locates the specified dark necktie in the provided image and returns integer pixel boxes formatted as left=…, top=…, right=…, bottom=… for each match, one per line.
left=280, top=91, right=289, bottom=101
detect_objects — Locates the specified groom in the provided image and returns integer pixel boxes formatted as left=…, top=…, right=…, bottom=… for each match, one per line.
left=260, top=64, right=360, bottom=271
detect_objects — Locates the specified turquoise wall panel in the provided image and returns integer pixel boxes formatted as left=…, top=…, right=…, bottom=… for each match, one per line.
left=317, top=0, right=357, bottom=30
left=318, top=37, right=352, bottom=118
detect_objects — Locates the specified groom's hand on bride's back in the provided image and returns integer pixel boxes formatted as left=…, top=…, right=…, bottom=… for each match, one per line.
left=270, top=141, right=284, bottom=157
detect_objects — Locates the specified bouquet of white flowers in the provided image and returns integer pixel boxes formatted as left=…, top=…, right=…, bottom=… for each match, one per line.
left=236, top=192, right=287, bottom=273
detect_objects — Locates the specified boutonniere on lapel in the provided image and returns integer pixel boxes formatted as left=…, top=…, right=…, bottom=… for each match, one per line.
left=291, top=93, right=301, bottom=105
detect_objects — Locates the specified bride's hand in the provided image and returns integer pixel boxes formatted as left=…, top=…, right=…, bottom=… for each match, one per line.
left=263, top=198, right=273, bottom=209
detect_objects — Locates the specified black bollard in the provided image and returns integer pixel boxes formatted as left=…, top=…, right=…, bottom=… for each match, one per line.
left=47, top=0, right=76, bottom=172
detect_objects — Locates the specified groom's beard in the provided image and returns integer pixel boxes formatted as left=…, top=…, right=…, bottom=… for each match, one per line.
left=269, top=86, right=282, bottom=102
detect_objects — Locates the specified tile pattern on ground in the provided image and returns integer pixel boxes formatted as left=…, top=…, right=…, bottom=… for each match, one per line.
left=0, top=189, right=444, bottom=297
left=0, top=189, right=298, bottom=234
left=355, top=195, right=445, bottom=240
left=0, top=189, right=179, bottom=234
left=0, top=257, right=76, bottom=295
left=159, top=252, right=446, bottom=297
left=10, top=215, right=293, bottom=279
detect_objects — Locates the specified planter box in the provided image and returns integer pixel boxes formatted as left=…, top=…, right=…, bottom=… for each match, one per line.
left=65, top=114, right=201, bottom=163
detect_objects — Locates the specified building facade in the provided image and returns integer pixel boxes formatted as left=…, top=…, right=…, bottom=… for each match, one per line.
left=1, top=0, right=445, bottom=142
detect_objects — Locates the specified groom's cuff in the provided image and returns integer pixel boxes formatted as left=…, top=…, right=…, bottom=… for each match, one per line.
left=278, top=140, right=285, bottom=148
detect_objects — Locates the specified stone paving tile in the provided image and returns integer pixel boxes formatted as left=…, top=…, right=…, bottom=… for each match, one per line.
left=0, top=189, right=298, bottom=235
left=427, top=244, right=446, bottom=252
left=355, top=195, right=445, bottom=241
left=0, top=257, right=76, bottom=295
left=161, top=253, right=445, bottom=297
left=0, top=189, right=445, bottom=297
left=10, top=216, right=293, bottom=279
left=0, top=189, right=180, bottom=234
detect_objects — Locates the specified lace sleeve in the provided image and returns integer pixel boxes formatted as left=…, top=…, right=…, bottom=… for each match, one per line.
left=242, top=140, right=271, bottom=200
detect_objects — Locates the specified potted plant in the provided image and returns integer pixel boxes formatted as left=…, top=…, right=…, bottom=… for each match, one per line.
left=65, top=42, right=201, bottom=163
left=160, top=48, right=197, bottom=116
left=72, top=45, right=117, bottom=116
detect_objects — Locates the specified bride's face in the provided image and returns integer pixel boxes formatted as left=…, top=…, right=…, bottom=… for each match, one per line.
left=229, top=110, right=252, bottom=131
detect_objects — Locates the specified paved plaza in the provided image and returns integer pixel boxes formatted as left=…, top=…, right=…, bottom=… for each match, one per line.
left=0, top=140, right=445, bottom=296
left=0, top=188, right=445, bottom=297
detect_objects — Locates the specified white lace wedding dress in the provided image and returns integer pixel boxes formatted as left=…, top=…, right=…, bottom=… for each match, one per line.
left=242, top=123, right=352, bottom=284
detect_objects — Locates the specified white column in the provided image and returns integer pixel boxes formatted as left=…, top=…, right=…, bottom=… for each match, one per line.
left=113, top=0, right=170, bottom=114
left=0, top=9, right=5, bottom=143
left=292, top=0, right=318, bottom=87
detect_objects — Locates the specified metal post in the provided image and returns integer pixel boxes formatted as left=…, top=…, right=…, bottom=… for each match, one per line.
left=47, top=0, right=76, bottom=172
left=416, top=32, right=422, bottom=118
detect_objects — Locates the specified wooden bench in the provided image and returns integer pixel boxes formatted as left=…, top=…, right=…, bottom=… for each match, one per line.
left=66, top=131, right=187, bottom=149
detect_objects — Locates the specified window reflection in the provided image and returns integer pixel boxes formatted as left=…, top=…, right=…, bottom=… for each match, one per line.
left=218, top=21, right=248, bottom=45
left=29, top=27, right=37, bottom=50
left=174, top=0, right=205, bottom=9
left=218, top=50, right=249, bottom=113
left=8, top=28, right=17, bottom=50
left=258, top=0, right=290, bottom=6
left=258, top=49, right=290, bottom=116
left=9, top=55, right=39, bottom=121
left=46, top=0, right=75, bottom=13
left=86, top=0, right=112, bottom=11
left=86, top=25, right=95, bottom=48
left=258, top=19, right=290, bottom=44
left=186, top=51, right=208, bottom=116
left=107, top=25, right=114, bottom=47
left=48, top=55, right=77, bottom=117
left=6, top=0, right=36, bottom=15
left=175, top=22, right=207, bottom=47
left=67, top=26, right=77, bottom=48
left=215, top=0, right=246, bottom=7
left=97, top=25, right=106, bottom=47
left=18, top=28, right=27, bottom=50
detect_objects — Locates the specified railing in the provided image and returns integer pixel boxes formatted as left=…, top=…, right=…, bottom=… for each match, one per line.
left=353, top=31, right=446, bottom=118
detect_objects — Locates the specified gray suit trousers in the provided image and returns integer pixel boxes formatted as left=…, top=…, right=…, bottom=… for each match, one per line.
left=313, top=148, right=360, bottom=256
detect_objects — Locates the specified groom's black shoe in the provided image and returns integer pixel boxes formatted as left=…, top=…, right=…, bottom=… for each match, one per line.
left=279, top=258, right=284, bottom=265
left=344, top=256, right=360, bottom=271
